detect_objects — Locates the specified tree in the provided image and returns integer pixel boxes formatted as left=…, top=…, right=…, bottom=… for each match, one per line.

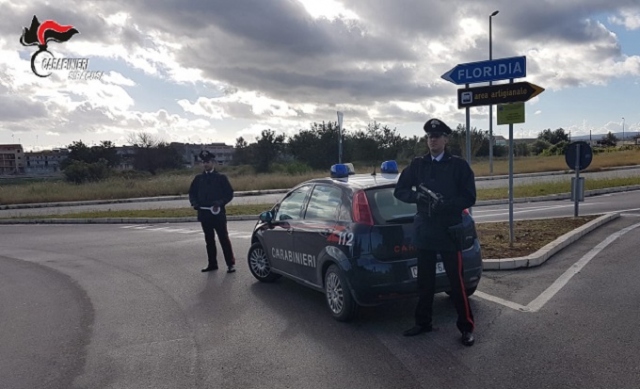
left=448, top=125, right=486, bottom=159
left=61, top=140, right=120, bottom=169
left=597, top=132, right=618, bottom=147
left=251, top=129, right=285, bottom=173
left=288, top=122, right=345, bottom=169
left=128, top=132, right=184, bottom=174
left=537, top=128, right=569, bottom=145
left=232, top=137, right=251, bottom=165
left=531, top=139, right=552, bottom=155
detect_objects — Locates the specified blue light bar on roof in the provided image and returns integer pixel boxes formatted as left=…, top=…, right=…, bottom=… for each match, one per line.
left=380, top=160, right=398, bottom=174
left=330, top=164, right=350, bottom=178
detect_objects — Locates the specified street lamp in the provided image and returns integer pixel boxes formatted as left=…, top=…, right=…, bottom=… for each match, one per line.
left=489, top=10, right=499, bottom=175
left=622, top=117, right=625, bottom=145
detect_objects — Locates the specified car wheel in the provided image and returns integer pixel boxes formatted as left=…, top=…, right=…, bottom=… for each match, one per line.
left=247, top=242, right=281, bottom=282
left=445, top=286, right=477, bottom=297
left=324, top=264, right=358, bottom=322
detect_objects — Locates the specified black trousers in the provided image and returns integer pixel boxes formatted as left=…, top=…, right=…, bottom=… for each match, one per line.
left=200, top=217, right=235, bottom=268
left=415, top=249, right=475, bottom=333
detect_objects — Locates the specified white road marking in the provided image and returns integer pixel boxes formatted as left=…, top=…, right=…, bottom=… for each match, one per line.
left=526, top=221, right=640, bottom=312
left=474, top=291, right=529, bottom=312
left=476, top=221, right=640, bottom=312
left=119, top=225, right=250, bottom=239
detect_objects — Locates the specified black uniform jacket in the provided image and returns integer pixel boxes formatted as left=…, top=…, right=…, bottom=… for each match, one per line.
left=189, top=170, right=234, bottom=222
left=394, top=152, right=476, bottom=251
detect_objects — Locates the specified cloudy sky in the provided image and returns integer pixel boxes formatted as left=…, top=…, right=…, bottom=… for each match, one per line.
left=1, top=0, right=639, bottom=151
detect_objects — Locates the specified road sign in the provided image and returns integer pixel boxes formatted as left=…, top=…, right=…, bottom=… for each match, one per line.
left=441, top=56, right=526, bottom=85
left=497, top=103, right=525, bottom=125
left=565, top=141, right=593, bottom=171
left=457, top=82, right=544, bottom=108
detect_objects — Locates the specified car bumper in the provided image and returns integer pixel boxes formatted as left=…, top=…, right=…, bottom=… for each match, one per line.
left=347, top=240, right=482, bottom=306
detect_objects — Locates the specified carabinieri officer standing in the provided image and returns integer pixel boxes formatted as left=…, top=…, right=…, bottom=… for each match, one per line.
left=394, top=118, right=477, bottom=346
left=189, top=150, right=237, bottom=273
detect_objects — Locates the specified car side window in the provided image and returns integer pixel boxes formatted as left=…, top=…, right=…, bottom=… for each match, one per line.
left=337, top=201, right=352, bottom=222
left=304, top=185, right=343, bottom=220
left=274, top=185, right=311, bottom=221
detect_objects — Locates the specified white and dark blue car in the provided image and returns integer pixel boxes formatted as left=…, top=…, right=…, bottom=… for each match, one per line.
left=247, top=161, right=483, bottom=321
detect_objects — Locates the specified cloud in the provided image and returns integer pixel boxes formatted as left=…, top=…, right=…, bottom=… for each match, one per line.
left=1, top=0, right=640, bottom=150
left=610, top=8, right=640, bottom=30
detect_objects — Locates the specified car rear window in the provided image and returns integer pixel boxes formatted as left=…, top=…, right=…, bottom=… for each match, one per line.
left=366, top=187, right=416, bottom=224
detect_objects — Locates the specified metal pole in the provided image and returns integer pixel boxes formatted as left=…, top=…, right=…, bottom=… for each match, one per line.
left=622, top=117, right=625, bottom=145
left=508, top=78, right=514, bottom=247
left=489, top=11, right=498, bottom=175
left=574, top=143, right=580, bottom=217
left=337, top=111, right=344, bottom=164
left=465, top=83, right=471, bottom=164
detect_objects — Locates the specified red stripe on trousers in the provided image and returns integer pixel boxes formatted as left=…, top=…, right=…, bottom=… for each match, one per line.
left=457, top=250, right=475, bottom=331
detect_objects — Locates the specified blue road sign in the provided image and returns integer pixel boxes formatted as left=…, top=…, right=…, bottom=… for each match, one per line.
left=441, top=56, right=526, bottom=85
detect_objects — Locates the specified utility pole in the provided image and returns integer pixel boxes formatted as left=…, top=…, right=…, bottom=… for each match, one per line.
left=488, top=10, right=499, bottom=175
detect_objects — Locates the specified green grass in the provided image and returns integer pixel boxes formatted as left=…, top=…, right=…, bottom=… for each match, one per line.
left=1, top=149, right=639, bottom=206
left=478, top=176, right=640, bottom=200
left=26, top=204, right=275, bottom=219
left=12, top=175, right=640, bottom=219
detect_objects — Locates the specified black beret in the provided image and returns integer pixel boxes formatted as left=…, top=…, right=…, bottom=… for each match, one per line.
left=199, top=150, right=215, bottom=162
left=423, top=118, right=452, bottom=135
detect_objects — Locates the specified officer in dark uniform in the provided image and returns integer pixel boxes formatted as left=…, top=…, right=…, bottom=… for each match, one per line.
left=189, top=150, right=237, bottom=273
left=394, top=118, right=477, bottom=346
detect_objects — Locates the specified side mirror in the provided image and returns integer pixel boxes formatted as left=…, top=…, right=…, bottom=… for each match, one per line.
left=259, top=211, right=273, bottom=223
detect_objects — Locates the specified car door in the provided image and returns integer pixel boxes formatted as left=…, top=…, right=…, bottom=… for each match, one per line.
left=262, top=184, right=312, bottom=277
left=293, top=184, right=344, bottom=285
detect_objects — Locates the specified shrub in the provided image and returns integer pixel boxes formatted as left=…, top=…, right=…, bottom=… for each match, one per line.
left=62, top=159, right=111, bottom=184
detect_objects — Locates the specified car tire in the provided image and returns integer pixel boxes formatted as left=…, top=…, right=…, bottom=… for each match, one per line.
left=324, top=264, right=358, bottom=322
left=445, top=286, right=477, bottom=297
left=248, top=242, right=281, bottom=282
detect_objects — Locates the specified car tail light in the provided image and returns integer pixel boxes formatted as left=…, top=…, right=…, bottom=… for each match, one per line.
left=352, top=190, right=374, bottom=226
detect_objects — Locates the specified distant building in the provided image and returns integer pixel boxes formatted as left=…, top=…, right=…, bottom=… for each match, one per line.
left=0, top=144, right=25, bottom=175
left=493, top=136, right=507, bottom=146
left=24, top=148, right=69, bottom=175
left=115, top=145, right=136, bottom=170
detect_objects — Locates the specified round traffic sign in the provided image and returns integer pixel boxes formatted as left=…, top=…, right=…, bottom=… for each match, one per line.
left=565, top=141, right=593, bottom=171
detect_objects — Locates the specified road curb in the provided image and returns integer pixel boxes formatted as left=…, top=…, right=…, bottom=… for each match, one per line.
left=482, top=212, right=620, bottom=270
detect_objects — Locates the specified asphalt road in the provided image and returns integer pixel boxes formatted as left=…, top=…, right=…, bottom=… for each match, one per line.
left=2, top=168, right=640, bottom=388
left=2, top=208, right=640, bottom=388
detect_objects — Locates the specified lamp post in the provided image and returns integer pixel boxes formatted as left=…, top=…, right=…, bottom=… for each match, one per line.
left=622, top=117, right=625, bottom=145
left=489, top=10, right=499, bottom=175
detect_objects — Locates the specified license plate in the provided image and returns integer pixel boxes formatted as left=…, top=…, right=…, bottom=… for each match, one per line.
left=411, top=262, right=445, bottom=278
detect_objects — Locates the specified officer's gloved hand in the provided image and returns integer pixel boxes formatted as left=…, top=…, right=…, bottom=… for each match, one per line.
left=431, top=199, right=453, bottom=215
left=416, top=192, right=431, bottom=206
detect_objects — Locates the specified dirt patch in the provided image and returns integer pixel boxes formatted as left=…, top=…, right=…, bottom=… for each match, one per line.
left=477, top=215, right=601, bottom=259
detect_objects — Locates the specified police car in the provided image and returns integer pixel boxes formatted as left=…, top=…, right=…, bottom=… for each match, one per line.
left=247, top=161, right=482, bottom=321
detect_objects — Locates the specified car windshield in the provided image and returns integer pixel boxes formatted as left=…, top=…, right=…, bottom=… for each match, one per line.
left=366, top=186, right=416, bottom=224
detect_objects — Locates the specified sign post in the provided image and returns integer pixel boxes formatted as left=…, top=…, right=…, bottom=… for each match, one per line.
left=442, top=55, right=543, bottom=245
left=441, top=56, right=526, bottom=85
left=497, top=102, right=525, bottom=125
left=457, top=82, right=544, bottom=108
left=565, top=141, right=593, bottom=217
left=337, top=111, right=344, bottom=164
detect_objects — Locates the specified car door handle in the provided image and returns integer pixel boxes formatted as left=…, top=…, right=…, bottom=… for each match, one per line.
left=320, top=229, right=332, bottom=237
